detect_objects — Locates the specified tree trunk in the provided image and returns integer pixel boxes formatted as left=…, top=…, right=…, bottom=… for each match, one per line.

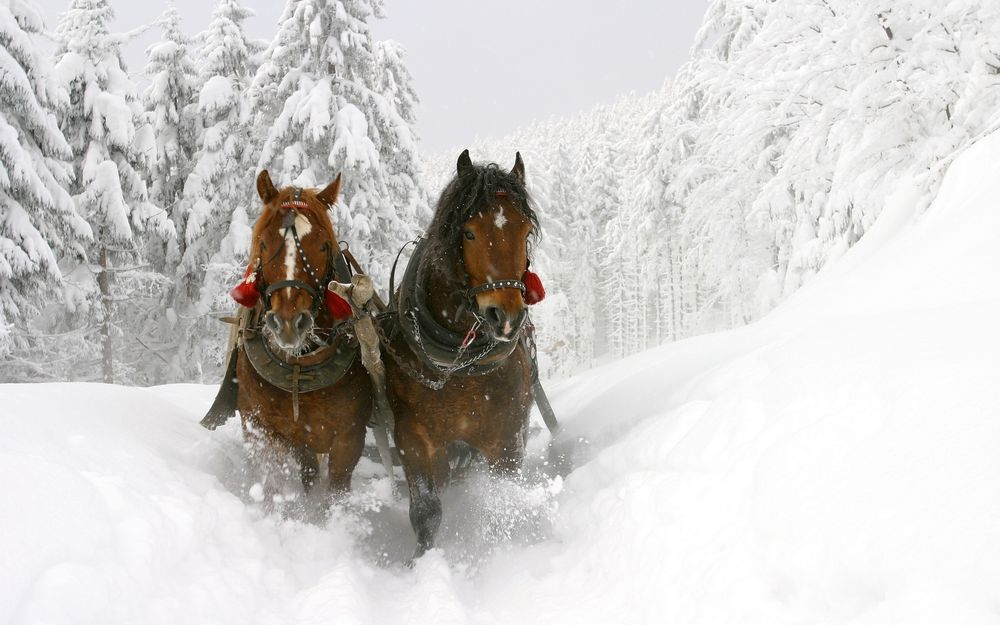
left=99, top=246, right=113, bottom=384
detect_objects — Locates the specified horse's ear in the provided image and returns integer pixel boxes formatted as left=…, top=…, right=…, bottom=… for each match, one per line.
left=510, top=152, right=525, bottom=183
left=457, top=149, right=473, bottom=176
left=257, top=170, right=278, bottom=203
left=317, top=172, right=342, bottom=206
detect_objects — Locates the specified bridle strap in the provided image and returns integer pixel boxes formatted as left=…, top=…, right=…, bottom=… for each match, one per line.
left=281, top=187, right=308, bottom=210
left=455, top=226, right=527, bottom=302
left=259, top=192, right=337, bottom=312
left=466, top=279, right=525, bottom=300
left=265, top=279, right=320, bottom=301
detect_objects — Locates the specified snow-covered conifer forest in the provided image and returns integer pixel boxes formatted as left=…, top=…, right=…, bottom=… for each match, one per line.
left=2, top=0, right=999, bottom=384
left=5, top=1, right=1000, bottom=622
left=1, top=0, right=428, bottom=383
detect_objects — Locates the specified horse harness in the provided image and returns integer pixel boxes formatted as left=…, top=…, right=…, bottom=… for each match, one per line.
left=240, top=307, right=356, bottom=386
left=204, top=189, right=559, bottom=437
left=376, top=237, right=529, bottom=391
left=242, top=188, right=357, bottom=419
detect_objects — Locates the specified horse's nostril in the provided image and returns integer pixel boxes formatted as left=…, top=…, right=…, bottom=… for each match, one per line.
left=485, top=306, right=506, bottom=328
left=265, top=311, right=279, bottom=332
left=295, top=311, right=313, bottom=334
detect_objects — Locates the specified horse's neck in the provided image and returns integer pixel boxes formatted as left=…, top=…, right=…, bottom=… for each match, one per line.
left=422, top=267, right=470, bottom=334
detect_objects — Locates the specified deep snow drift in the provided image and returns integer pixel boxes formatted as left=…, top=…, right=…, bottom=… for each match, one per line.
left=3, top=131, right=1000, bottom=624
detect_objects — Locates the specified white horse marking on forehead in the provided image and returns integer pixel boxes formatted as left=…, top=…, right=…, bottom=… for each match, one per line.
left=284, top=212, right=313, bottom=294
left=493, top=206, right=508, bottom=230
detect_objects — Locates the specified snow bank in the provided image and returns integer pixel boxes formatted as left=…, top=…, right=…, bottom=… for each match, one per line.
left=3, top=132, right=1000, bottom=623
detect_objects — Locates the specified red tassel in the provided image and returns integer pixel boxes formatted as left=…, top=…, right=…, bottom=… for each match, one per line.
left=325, top=290, right=353, bottom=320
left=230, top=264, right=260, bottom=307
left=523, top=270, right=545, bottom=305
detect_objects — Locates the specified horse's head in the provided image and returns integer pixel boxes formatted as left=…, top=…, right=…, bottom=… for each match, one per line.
left=250, top=170, right=342, bottom=353
left=445, top=150, right=539, bottom=342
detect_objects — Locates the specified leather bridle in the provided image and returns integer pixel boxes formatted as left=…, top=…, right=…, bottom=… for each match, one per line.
left=259, top=188, right=338, bottom=315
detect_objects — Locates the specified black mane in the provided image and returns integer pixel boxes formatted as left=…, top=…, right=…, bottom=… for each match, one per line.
left=420, top=162, right=539, bottom=283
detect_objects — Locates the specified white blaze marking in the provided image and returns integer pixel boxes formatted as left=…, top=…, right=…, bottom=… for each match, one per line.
left=494, top=206, right=507, bottom=229
left=283, top=212, right=313, bottom=296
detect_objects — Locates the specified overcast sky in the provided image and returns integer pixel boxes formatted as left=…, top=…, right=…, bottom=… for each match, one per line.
left=33, top=0, right=708, bottom=155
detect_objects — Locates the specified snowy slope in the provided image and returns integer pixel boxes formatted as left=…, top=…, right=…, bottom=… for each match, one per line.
left=3, top=131, right=1000, bottom=624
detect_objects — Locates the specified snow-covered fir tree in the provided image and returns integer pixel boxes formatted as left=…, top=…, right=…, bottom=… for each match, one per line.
left=50, top=0, right=173, bottom=383
left=170, top=0, right=260, bottom=381
left=144, top=5, right=197, bottom=271
left=250, top=0, right=427, bottom=291
left=0, top=0, right=90, bottom=367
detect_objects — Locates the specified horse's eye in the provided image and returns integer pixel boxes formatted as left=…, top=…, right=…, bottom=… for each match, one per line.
left=463, top=230, right=475, bottom=241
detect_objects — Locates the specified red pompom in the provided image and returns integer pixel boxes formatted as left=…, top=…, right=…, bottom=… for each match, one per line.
left=325, top=290, right=353, bottom=320
left=230, top=264, right=260, bottom=307
left=523, top=270, right=545, bottom=305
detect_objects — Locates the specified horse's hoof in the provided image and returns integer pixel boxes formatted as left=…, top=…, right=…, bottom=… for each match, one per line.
left=300, top=475, right=317, bottom=493
left=408, top=542, right=431, bottom=566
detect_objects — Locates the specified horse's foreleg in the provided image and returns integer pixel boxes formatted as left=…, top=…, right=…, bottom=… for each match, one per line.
left=407, top=473, right=441, bottom=560
left=292, top=446, right=319, bottom=492
left=240, top=421, right=294, bottom=508
left=327, top=423, right=366, bottom=495
left=397, top=420, right=442, bottom=560
left=481, top=431, right=526, bottom=479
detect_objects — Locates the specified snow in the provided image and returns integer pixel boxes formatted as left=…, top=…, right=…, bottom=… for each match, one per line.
left=331, top=103, right=377, bottom=171
left=91, top=91, right=135, bottom=150
left=3, top=129, right=1000, bottom=622
left=198, top=75, right=236, bottom=114
left=88, top=160, right=133, bottom=242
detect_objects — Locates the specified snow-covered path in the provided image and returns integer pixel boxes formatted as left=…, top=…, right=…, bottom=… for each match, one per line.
left=4, top=132, right=1000, bottom=624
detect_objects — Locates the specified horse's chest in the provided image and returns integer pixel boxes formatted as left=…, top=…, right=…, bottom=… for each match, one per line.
left=236, top=353, right=369, bottom=448
left=390, top=351, right=532, bottom=441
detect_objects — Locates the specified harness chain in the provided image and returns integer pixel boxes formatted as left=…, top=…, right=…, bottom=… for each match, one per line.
left=374, top=310, right=504, bottom=391
left=377, top=236, right=524, bottom=390
left=408, top=309, right=503, bottom=379
left=374, top=314, right=450, bottom=390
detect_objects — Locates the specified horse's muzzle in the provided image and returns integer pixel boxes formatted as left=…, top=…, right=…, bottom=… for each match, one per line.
left=264, top=310, right=314, bottom=350
left=481, top=306, right=526, bottom=342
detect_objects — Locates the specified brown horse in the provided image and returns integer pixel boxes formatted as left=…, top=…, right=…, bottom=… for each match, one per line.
left=234, top=171, right=372, bottom=495
left=383, top=150, right=541, bottom=558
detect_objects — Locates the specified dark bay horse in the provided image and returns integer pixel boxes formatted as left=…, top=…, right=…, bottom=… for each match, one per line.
left=233, top=171, right=372, bottom=495
left=383, top=150, right=542, bottom=558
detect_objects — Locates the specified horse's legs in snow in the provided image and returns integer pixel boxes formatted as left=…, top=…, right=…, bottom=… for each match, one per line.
left=326, top=421, right=366, bottom=494
left=482, top=434, right=525, bottom=479
left=397, top=420, right=443, bottom=560
left=291, top=445, right=319, bottom=492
